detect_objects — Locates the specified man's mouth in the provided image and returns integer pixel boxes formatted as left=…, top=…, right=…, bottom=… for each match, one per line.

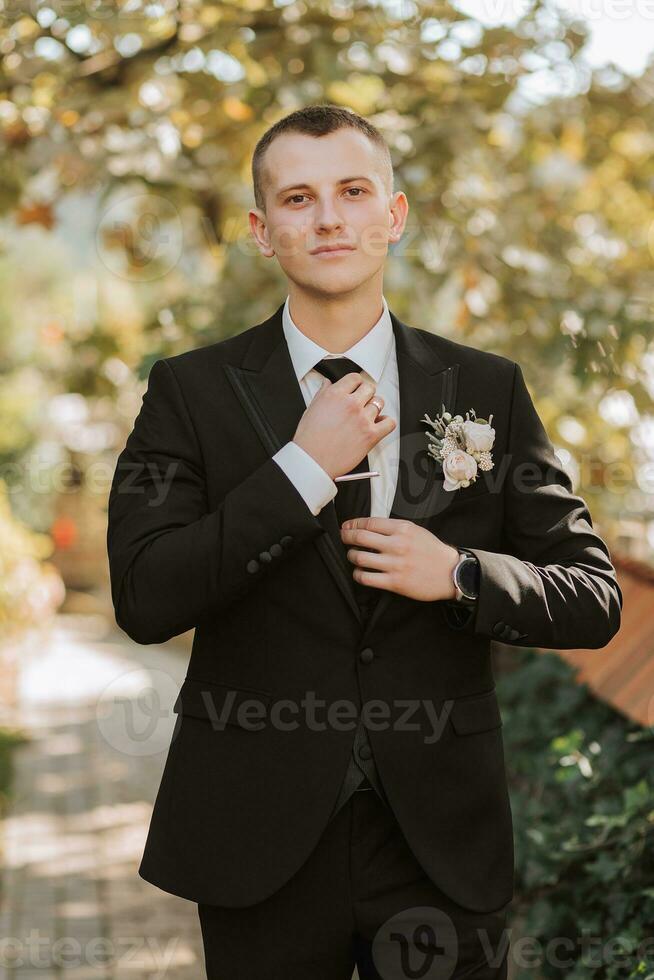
left=310, top=245, right=356, bottom=256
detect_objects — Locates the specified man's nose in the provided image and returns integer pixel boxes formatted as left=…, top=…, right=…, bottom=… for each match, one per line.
left=314, top=199, right=345, bottom=229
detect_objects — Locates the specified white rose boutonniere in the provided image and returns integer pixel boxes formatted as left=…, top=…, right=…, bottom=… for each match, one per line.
left=421, top=405, right=496, bottom=492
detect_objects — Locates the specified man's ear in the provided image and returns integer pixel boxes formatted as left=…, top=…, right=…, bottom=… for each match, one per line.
left=388, top=191, right=409, bottom=245
left=248, top=208, right=275, bottom=258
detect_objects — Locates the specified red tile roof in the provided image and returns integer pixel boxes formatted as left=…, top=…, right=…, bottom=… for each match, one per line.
left=539, top=549, right=654, bottom=728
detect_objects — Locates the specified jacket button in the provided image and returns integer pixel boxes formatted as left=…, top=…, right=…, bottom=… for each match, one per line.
left=259, top=551, right=272, bottom=563
left=493, top=621, right=505, bottom=635
left=246, top=559, right=260, bottom=574
left=280, top=535, right=294, bottom=549
left=359, top=647, right=374, bottom=664
left=270, top=543, right=283, bottom=558
left=508, top=628, right=520, bottom=642
left=358, top=744, right=372, bottom=761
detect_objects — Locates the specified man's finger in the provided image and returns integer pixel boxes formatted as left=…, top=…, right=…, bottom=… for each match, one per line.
left=341, top=516, right=398, bottom=534
left=347, top=548, right=388, bottom=571
left=352, top=569, right=395, bottom=591
left=341, top=528, right=393, bottom=551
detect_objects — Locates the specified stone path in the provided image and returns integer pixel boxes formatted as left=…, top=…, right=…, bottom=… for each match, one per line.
left=0, top=612, right=203, bottom=979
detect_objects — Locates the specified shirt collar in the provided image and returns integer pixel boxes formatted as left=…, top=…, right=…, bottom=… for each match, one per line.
left=281, top=295, right=393, bottom=384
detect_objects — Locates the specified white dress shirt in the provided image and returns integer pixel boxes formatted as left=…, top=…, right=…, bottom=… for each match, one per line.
left=272, top=295, right=400, bottom=518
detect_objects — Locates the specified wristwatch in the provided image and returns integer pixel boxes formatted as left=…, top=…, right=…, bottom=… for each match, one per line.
left=451, top=548, right=480, bottom=603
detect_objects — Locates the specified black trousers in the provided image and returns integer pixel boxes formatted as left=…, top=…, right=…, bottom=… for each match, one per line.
left=197, top=787, right=511, bottom=979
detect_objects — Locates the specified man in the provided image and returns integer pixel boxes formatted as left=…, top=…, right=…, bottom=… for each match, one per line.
left=107, top=104, right=622, bottom=979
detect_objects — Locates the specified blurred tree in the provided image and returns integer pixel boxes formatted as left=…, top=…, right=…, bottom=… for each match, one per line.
left=0, top=0, right=651, bottom=540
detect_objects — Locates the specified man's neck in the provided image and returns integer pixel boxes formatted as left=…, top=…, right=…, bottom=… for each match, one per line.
left=286, top=288, right=385, bottom=354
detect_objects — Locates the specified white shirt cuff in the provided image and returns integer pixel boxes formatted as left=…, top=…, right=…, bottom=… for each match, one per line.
left=272, top=441, right=337, bottom=516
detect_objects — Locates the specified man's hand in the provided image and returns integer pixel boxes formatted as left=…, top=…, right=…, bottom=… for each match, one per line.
left=293, top=373, right=396, bottom=479
left=340, top=517, right=459, bottom=602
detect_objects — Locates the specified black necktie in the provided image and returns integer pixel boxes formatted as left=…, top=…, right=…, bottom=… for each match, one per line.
left=313, top=357, right=377, bottom=615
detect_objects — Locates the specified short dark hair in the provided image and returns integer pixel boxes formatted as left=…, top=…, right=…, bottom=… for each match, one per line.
left=251, top=103, right=394, bottom=212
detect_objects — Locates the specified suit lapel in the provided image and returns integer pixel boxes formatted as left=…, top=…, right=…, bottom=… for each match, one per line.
left=364, top=312, right=459, bottom=635
left=223, top=303, right=364, bottom=625
left=388, top=310, right=459, bottom=522
left=223, top=303, right=460, bottom=634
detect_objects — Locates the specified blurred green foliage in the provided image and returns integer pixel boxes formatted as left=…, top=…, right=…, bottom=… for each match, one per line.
left=500, top=649, right=654, bottom=979
left=0, top=479, right=64, bottom=631
left=0, top=727, right=29, bottom=819
left=0, top=0, right=652, bottom=537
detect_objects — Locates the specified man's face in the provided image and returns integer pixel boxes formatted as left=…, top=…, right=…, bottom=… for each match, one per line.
left=250, top=128, right=407, bottom=297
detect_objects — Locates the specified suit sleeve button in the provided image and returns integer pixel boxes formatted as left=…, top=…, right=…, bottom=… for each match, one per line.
left=280, top=535, right=294, bottom=549
left=270, top=543, right=283, bottom=558
left=259, top=551, right=272, bottom=563
left=246, top=559, right=260, bottom=574
left=493, top=621, right=505, bottom=635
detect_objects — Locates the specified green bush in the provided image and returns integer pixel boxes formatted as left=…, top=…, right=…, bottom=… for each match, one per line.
left=499, top=650, right=654, bottom=979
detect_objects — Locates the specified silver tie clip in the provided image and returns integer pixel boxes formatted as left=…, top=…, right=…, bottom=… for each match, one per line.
left=335, top=471, right=380, bottom=482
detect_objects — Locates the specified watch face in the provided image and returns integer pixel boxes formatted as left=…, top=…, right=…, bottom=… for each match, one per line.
left=458, top=556, right=480, bottom=599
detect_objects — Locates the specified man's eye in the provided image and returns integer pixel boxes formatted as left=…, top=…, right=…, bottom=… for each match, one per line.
left=284, top=188, right=366, bottom=205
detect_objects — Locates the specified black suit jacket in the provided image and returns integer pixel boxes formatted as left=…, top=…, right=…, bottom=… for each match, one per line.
left=106, top=302, right=622, bottom=914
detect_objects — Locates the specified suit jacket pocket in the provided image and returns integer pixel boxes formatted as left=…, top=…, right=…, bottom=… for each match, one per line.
left=173, top=675, right=272, bottom=730
left=442, top=475, right=497, bottom=505
left=449, top=688, right=503, bottom=735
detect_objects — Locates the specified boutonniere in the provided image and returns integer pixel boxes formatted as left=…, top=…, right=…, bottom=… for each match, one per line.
left=420, top=405, right=495, bottom=492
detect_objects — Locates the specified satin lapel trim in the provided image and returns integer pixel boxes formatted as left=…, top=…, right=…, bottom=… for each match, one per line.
left=222, top=304, right=363, bottom=625
left=364, top=313, right=460, bottom=636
